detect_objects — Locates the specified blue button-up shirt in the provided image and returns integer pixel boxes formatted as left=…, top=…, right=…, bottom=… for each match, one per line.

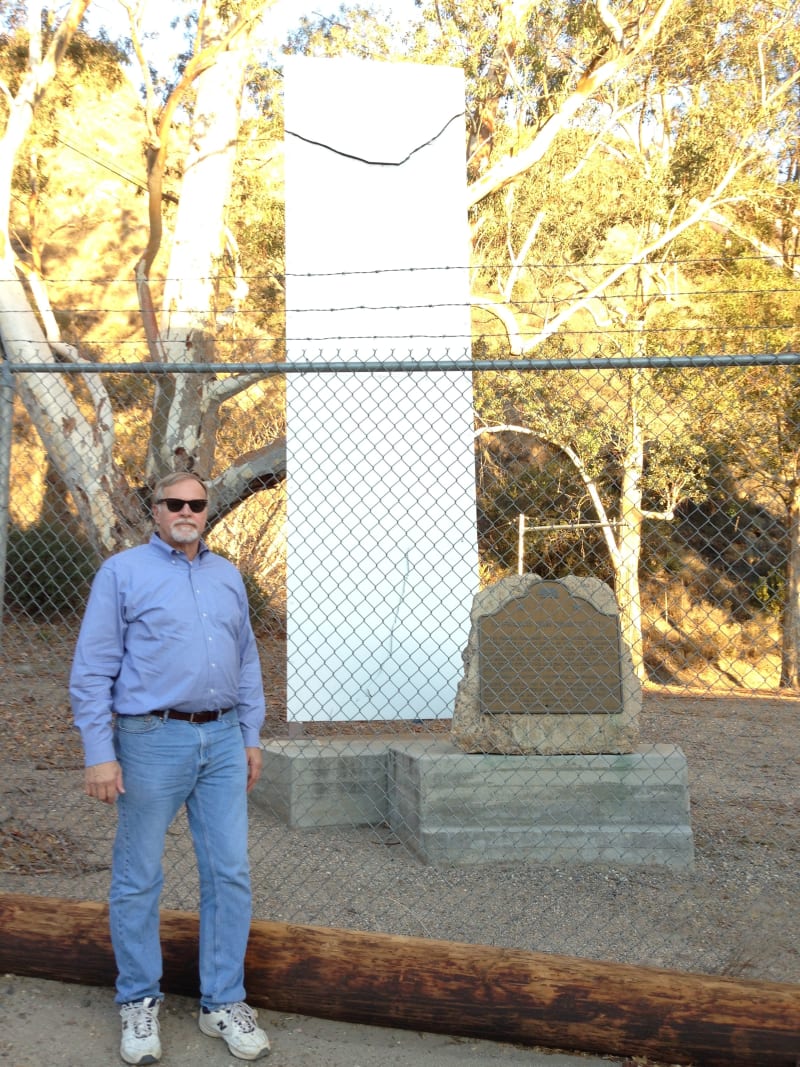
left=70, top=533, right=266, bottom=766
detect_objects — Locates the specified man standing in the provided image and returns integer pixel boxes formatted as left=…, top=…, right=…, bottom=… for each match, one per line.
left=70, top=472, right=271, bottom=1064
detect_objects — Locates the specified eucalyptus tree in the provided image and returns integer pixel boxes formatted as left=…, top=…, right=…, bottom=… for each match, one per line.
left=432, top=0, right=800, bottom=674
left=244, top=0, right=800, bottom=675
left=3, top=0, right=798, bottom=678
left=0, top=0, right=131, bottom=558
left=0, top=1, right=284, bottom=556
left=124, top=0, right=285, bottom=509
left=648, top=241, right=800, bottom=687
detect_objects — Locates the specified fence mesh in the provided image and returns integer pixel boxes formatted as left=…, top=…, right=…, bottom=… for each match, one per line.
left=0, top=354, right=797, bottom=987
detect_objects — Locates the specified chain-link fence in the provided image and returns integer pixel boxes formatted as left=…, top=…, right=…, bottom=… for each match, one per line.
left=1, top=353, right=798, bottom=988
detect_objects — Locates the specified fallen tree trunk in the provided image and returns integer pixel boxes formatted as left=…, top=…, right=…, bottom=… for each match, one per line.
left=1, top=894, right=797, bottom=1067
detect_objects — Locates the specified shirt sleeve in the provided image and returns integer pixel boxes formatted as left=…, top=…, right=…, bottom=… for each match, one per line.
left=235, top=589, right=266, bottom=748
left=69, top=564, right=125, bottom=767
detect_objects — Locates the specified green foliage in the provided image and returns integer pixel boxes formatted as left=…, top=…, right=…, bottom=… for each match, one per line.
left=210, top=545, right=286, bottom=636
left=0, top=24, right=127, bottom=100
left=228, top=113, right=285, bottom=332
left=4, top=522, right=99, bottom=618
left=238, top=569, right=286, bottom=637
left=2, top=23, right=130, bottom=248
left=283, top=4, right=406, bottom=59
left=754, top=569, right=785, bottom=618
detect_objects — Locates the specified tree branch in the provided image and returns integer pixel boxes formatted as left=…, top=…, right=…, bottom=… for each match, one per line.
left=699, top=203, right=800, bottom=277
left=210, top=438, right=287, bottom=524
left=474, top=423, right=622, bottom=566
left=473, top=295, right=525, bottom=351
left=508, top=160, right=744, bottom=353
left=207, top=360, right=284, bottom=404
left=466, top=0, right=677, bottom=208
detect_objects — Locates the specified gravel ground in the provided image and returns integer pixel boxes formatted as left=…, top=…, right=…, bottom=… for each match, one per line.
left=1, top=628, right=798, bottom=1065
left=1, top=672, right=798, bottom=987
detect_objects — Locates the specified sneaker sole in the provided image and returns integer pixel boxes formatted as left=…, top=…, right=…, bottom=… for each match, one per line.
left=198, top=1016, right=270, bottom=1060
left=121, top=1054, right=160, bottom=1066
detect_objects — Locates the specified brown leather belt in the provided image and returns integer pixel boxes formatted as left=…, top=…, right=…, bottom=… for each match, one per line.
left=149, top=708, right=232, bottom=723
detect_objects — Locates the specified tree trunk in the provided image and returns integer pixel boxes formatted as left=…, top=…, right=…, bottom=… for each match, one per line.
left=614, top=368, right=645, bottom=678
left=0, top=0, right=140, bottom=555
left=0, top=268, right=142, bottom=555
left=467, top=0, right=530, bottom=173
left=0, top=0, right=92, bottom=241
left=1, top=894, right=798, bottom=1067
left=147, top=19, right=252, bottom=481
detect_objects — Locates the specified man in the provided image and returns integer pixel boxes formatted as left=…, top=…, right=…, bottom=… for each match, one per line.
left=70, top=472, right=271, bottom=1064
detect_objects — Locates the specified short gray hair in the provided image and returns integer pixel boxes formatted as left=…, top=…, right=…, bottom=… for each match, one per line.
left=152, top=471, right=208, bottom=507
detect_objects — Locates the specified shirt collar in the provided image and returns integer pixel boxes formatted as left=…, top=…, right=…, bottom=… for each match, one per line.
left=150, top=532, right=209, bottom=558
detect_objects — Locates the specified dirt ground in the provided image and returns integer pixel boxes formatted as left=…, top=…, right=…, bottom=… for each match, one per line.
left=0, top=621, right=798, bottom=1066
left=0, top=972, right=625, bottom=1067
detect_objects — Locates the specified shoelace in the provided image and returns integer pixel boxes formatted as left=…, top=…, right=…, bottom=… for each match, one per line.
left=124, top=1001, right=158, bottom=1038
left=227, top=1002, right=257, bottom=1033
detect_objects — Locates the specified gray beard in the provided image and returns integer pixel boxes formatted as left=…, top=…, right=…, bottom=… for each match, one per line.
left=169, top=524, right=201, bottom=544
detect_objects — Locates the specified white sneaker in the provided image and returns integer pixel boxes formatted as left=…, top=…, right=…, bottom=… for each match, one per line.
left=199, top=1001, right=271, bottom=1060
left=119, top=997, right=161, bottom=1065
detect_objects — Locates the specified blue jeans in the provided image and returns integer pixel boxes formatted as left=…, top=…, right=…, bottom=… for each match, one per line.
left=111, top=710, right=251, bottom=1008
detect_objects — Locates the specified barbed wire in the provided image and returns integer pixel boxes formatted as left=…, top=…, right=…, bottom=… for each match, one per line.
left=1, top=322, right=795, bottom=339
left=5, top=286, right=799, bottom=316
left=32, top=253, right=800, bottom=285
left=1, top=325, right=796, bottom=348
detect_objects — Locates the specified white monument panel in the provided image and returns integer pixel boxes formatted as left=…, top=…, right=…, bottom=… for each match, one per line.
left=284, top=57, right=478, bottom=721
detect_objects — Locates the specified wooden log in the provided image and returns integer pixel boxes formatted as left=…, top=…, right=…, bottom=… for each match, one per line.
left=1, top=893, right=798, bottom=1067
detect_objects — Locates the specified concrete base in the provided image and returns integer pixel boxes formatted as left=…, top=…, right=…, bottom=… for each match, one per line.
left=252, top=738, right=389, bottom=828
left=253, top=737, right=694, bottom=869
left=388, top=740, right=693, bottom=868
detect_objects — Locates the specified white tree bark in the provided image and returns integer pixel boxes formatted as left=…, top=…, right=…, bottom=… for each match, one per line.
left=0, top=270, right=133, bottom=555
left=147, top=14, right=256, bottom=481
left=0, top=0, right=92, bottom=243
left=0, top=0, right=145, bottom=555
left=1, top=0, right=281, bottom=552
left=614, top=369, right=646, bottom=677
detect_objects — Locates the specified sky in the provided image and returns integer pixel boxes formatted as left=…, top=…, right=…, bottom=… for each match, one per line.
left=264, top=0, right=420, bottom=45
left=86, top=0, right=422, bottom=58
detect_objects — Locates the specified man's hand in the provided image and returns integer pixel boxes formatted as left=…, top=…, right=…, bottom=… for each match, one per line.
left=84, top=760, right=125, bottom=804
left=245, top=747, right=263, bottom=793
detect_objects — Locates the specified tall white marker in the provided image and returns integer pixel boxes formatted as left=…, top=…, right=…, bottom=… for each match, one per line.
left=284, top=57, right=478, bottom=721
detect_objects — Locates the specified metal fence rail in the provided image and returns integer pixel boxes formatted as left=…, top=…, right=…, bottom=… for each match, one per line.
left=1, top=354, right=798, bottom=986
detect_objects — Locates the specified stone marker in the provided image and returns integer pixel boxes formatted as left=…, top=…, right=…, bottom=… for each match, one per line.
left=451, top=575, right=640, bottom=754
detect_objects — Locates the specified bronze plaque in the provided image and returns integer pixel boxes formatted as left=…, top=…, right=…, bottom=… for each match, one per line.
left=478, top=581, right=623, bottom=715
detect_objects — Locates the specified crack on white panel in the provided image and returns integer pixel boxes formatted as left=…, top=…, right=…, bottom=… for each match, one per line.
left=285, top=112, right=465, bottom=167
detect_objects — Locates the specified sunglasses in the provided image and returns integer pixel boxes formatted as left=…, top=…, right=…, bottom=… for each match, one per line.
left=156, top=497, right=208, bottom=513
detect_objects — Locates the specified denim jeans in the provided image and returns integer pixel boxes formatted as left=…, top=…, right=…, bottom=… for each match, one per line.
left=111, top=710, right=251, bottom=1008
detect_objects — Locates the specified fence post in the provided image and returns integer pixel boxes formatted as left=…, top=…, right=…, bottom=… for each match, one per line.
left=0, top=342, right=13, bottom=649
